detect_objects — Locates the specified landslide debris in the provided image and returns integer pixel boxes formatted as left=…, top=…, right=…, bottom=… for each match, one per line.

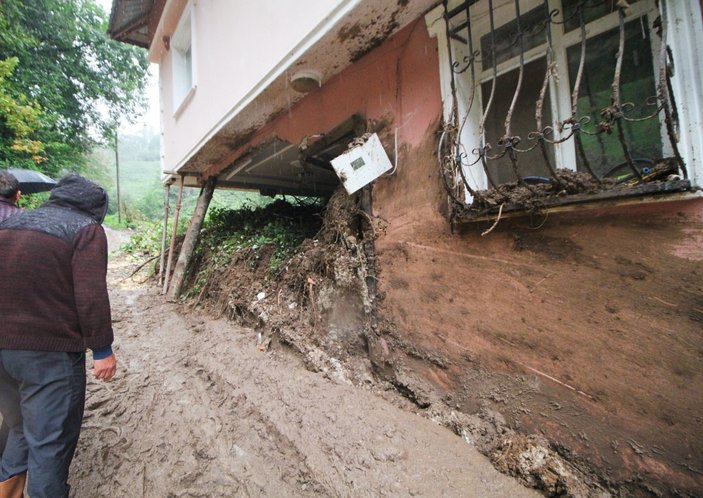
left=171, top=189, right=606, bottom=497
left=182, top=191, right=377, bottom=383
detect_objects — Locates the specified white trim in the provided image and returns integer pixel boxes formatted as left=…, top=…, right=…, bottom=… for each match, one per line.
left=173, top=85, right=196, bottom=119
left=666, top=0, right=703, bottom=188
left=170, top=0, right=362, bottom=173
left=426, top=6, right=454, bottom=123
left=171, top=1, right=196, bottom=114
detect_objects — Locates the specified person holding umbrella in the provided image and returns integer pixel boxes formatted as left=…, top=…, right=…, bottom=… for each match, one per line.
left=0, top=174, right=117, bottom=498
left=0, top=171, right=21, bottom=222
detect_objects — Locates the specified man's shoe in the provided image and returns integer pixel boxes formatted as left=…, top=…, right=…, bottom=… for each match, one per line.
left=0, top=472, right=26, bottom=498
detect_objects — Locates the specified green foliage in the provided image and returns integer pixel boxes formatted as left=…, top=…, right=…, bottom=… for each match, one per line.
left=85, top=127, right=162, bottom=219
left=121, top=219, right=166, bottom=257
left=120, top=209, right=191, bottom=259
left=103, top=212, right=137, bottom=230
left=0, top=57, right=45, bottom=168
left=17, top=190, right=48, bottom=210
left=198, top=200, right=322, bottom=277
left=0, top=0, right=149, bottom=176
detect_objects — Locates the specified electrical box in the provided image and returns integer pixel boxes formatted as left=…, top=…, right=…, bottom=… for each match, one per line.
left=330, top=133, right=393, bottom=194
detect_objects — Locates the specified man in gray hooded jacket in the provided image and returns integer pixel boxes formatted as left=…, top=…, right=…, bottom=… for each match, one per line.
left=0, top=174, right=117, bottom=498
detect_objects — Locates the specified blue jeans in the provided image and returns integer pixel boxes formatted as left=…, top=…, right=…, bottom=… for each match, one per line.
left=0, top=349, right=86, bottom=498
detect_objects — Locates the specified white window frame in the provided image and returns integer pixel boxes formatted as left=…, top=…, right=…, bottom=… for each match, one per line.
left=427, top=0, right=703, bottom=204
left=171, top=1, right=197, bottom=118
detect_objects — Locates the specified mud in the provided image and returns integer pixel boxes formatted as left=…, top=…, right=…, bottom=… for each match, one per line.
left=68, top=256, right=538, bottom=497
left=165, top=186, right=614, bottom=497
left=85, top=142, right=702, bottom=497
left=465, top=159, right=681, bottom=212
left=370, top=129, right=703, bottom=496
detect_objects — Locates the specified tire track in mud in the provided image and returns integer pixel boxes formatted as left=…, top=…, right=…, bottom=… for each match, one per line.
left=68, top=259, right=538, bottom=497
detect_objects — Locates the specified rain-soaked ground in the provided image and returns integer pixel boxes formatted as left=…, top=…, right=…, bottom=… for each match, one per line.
left=68, top=255, right=538, bottom=497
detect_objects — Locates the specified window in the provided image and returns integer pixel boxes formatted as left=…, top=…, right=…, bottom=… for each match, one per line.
left=430, top=0, right=692, bottom=210
left=566, top=18, right=661, bottom=176
left=172, top=3, right=196, bottom=114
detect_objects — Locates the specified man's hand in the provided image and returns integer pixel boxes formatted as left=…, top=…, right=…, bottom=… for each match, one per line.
left=93, top=353, right=117, bottom=381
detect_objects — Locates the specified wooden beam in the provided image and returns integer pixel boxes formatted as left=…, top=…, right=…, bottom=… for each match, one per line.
left=167, top=176, right=217, bottom=300
left=158, top=183, right=171, bottom=286
left=162, top=176, right=184, bottom=294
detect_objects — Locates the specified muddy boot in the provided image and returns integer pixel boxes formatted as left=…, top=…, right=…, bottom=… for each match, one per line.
left=0, top=472, right=26, bottom=498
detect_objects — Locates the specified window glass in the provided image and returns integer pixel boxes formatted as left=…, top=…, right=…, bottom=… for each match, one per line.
left=171, top=7, right=194, bottom=111
left=481, top=57, right=555, bottom=184
left=184, top=45, right=193, bottom=89
left=480, top=6, right=547, bottom=71
left=567, top=18, right=662, bottom=175
left=563, top=0, right=641, bottom=32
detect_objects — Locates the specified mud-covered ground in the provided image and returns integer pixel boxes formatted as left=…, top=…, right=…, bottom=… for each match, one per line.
left=68, top=256, right=538, bottom=497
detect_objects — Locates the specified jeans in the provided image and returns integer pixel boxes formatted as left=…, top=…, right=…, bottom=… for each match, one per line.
left=0, top=349, right=86, bottom=498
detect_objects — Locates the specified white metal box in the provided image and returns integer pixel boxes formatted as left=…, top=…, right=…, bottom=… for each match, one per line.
left=330, top=133, right=392, bottom=194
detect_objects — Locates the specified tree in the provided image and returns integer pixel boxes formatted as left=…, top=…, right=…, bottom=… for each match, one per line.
left=0, top=0, right=149, bottom=176
left=0, top=57, right=45, bottom=168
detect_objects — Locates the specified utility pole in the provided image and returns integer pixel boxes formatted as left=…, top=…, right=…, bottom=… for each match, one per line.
left=115, top=129, right=122, bottom=224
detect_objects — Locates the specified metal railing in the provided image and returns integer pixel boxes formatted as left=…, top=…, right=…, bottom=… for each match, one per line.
left=438, top=0, right=687, bottom=214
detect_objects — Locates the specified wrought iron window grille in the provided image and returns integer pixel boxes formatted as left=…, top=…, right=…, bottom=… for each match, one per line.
left=438, top=0, right=690, bottom=220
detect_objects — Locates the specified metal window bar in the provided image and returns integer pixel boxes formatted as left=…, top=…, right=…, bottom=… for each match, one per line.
left=439, top=0, right=688, bottom=215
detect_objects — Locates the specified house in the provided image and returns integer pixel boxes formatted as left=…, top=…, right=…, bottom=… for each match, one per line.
left=109, top=1, right=703, bottom=495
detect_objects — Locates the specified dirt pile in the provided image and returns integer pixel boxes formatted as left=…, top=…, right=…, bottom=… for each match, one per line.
left=462, top=158, right=682, bottom=213
left=173, top=189, right=614, bottom=497
left=183, top=191, right=376, bottom=383
left=491, top=435, right=590, bottom=496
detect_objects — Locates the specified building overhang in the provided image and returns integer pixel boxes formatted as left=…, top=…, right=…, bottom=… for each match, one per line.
left=173, top=0, right=439, bottom=181
left=110, top=0, right=440, bottom=194
left=107, top=0, right=167, bottom=49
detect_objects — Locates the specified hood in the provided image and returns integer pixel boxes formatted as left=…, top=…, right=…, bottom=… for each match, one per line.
left=46, top=174, right=109, bottom=223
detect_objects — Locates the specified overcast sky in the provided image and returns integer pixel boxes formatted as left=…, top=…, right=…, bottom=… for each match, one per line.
left=98, top=0, right=161, bottom=135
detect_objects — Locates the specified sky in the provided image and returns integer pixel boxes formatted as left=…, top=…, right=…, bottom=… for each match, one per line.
left=98, top=0, right=161, bottom=135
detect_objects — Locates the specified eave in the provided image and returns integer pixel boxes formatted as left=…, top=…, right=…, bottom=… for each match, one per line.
left=107, top=0, right=166, bottom=49
left=168, top=0, right=440, bottom=180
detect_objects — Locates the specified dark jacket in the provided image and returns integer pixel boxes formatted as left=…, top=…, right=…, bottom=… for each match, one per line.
left=0, top=196, right=21, bottom=222
left=0, top=174, right=113, bottom=353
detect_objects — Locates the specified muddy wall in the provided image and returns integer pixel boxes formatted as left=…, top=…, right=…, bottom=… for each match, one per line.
left=374, top=170, right=703, bottom=495
left=217, top=16, right=703, bottom=496
left=366, top=31, right=703, bottom=493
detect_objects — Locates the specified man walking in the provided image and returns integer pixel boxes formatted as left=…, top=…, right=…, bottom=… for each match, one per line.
left=0, top=171, right=21, bottom=222
left=0, top=174, right=117, bottom=498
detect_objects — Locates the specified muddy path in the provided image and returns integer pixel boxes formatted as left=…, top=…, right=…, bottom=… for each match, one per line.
left=68, top=257, right=538, bottom=497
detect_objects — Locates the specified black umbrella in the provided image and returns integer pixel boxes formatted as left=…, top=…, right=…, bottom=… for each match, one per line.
left=5, top=168, right=57, bottom=194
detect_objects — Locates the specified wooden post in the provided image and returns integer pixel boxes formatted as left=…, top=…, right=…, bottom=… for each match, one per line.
left=158, top=182, right=171, bottom=286
left=167, top=176, right=217, bottom=300
left=162, top=175, right=185, bottom=295
left=115, top=131, right=122, bottom=224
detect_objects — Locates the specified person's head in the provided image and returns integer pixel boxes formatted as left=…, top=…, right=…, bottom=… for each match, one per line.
left=48, top=174, right=108, bottom=224
left=0, top=171, right=21, bottom=204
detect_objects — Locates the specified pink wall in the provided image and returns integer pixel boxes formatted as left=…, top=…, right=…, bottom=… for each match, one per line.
left=154, top=0, right=349, bottom=174
left=205, top=18, right=442, bottom=178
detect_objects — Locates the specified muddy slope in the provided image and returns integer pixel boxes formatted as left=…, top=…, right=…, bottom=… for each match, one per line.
left=69, top=258, right=537, bottom=497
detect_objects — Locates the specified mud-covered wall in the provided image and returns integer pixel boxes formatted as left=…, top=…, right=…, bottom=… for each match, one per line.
left=372, top=123, right=703, bottom=496
left=374, top=173, right=703, bottom=495
left=220, top=15, right=703, bottom=495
